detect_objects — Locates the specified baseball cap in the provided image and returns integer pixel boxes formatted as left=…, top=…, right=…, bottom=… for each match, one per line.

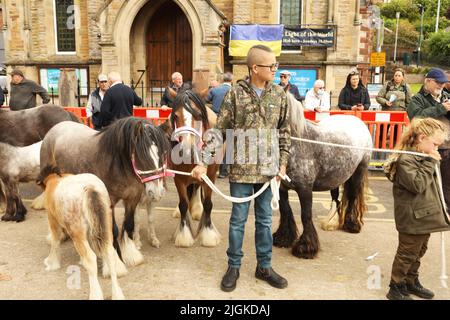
left=10, top=69, right=24, bottom=77
left=425, top=68, right=449, bottom=83
left=279, top=70, right=291, bottom=76
left=98, top=74, right=108, bottom=82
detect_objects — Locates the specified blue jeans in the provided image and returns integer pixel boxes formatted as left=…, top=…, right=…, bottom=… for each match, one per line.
left=227, top=183, right=273, bottom=269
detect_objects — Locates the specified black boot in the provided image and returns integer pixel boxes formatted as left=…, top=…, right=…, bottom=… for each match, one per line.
left=386, top=282, right=413, bottom=300
left=221, top=266, right=239, bottom=292
left=255, top=266, right=288, bottom=289
left=406, top=279, right=434, bottom=299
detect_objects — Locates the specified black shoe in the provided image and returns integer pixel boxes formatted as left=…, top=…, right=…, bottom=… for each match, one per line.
left=221, top=266, right=239, bottom=292
left=255, top=266, right=288, bottom=289
left=218, top=174, right=228, bottom=179
left=406, top=279, right=434, bottom=299
left=386, top=282, right=413, bottom=300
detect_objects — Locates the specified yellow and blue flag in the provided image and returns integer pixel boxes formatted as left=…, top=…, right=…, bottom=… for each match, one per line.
left=229, top=24, right=284, bottom=57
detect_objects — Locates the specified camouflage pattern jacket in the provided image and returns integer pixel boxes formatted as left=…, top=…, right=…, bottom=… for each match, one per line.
left=201, top=79, right=291, bottom=184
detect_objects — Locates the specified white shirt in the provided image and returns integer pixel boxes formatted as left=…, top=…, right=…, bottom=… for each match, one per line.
left=86, top=89, right=106, bottom=117
left=304, top=89, right=330, bottom=111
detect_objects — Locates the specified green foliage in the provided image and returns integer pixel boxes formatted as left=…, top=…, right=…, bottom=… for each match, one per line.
left=383, top=20, right=419, bottom=47
left=422, top=31, right=450, bottom=65
left=380, top=0, right=419, bottom=20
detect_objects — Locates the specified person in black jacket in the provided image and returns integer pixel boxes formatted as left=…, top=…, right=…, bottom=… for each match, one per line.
left=0, top=87, right=4, bottom=106
left=99, top=72, right=142, bottom=128
left=338, top=70, right=370, bottom=111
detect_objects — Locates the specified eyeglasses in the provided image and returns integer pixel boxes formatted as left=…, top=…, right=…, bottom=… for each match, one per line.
left=280, top=75, right=289, bottom=78
left=430, top=79, right=445, bottom=86
left=99, top=81, right=108, bottom=83
left=256, top=62, right=279, bottom=71
left=349, top=71, right=360, bottom=76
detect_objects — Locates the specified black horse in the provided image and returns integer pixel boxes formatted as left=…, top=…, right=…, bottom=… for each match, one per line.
left=39, top=117, right=171, bottom=266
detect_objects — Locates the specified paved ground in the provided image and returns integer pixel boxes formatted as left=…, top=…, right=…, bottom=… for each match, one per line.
left=0, top=172, right=449, bottom=300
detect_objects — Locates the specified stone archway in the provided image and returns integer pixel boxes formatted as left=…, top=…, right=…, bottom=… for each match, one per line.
left=101, top=0, right=203, bottom=85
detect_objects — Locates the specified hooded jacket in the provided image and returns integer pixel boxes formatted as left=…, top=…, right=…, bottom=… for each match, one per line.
left=386, top=149, right=450, bottom=234
left=202, top=79, right=291, bottom=184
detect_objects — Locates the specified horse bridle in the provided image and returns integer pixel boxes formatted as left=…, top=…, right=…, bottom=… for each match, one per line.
left=131, top=154, right=174, bottom=183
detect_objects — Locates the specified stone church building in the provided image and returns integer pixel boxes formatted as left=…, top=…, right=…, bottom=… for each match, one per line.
left=1, top=0, right=376, bottom=106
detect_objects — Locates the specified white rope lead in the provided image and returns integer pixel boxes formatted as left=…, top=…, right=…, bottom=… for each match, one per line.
left=166, top=168, right=284, bottom=210
left=435, top=164, right=448, bottom=288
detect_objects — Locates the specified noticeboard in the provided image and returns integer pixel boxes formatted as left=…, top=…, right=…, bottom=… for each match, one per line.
left=370, top=52, right=386, bottom=67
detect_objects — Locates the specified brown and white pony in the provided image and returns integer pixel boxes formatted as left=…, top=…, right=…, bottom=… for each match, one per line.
left=156, top=90, right=221, bottom=247
left=37, top=166, right=126, bottom=300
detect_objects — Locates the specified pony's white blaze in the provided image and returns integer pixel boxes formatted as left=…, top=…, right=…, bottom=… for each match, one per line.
left=144, top=143, right=165, bottom=201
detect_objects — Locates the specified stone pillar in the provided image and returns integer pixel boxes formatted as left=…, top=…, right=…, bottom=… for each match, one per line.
left=58, top=68, right=78, bottom=107
left=327, top=0, right=334, bottom=24
left=354, top=0, right=361, bottom=25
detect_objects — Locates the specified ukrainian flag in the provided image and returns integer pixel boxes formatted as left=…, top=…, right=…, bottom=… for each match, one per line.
left=229, top=24, right=284, bottom=57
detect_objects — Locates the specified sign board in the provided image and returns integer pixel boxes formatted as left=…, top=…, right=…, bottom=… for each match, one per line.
left=274, top=68, right=317, bottom=96
left=367, top=83, right=384, bottom=110
left=282, top=28, right=335, bottom=47
left=370, top=52, right=386, bottom=67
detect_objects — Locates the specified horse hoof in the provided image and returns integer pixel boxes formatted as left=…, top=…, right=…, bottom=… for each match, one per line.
left=1, top=214, right=14, bottom=222
left=291, top=241, right=317, bottom=259
left=342, top=222, right=361, bottom=233
left=150, top=238, right=160, bottom=248
left=13, top=215, right=26, bottom=223
left=273, top=231, right=295, bottom=248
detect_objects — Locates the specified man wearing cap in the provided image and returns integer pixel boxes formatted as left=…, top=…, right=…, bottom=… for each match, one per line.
left=86, top=74, right=109, bottom=130
left=9, top=69, right=50, bottom=110
left=407, top=67, right=450, bottom=210
left=278, top=70, right=302, bottom=101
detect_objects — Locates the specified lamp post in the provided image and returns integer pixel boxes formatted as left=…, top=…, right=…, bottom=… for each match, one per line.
left=393, top=11, right=400, bottom=64
left=436, top=0, right=442, bottom=32
left=417, top=4, right=425, bottom=67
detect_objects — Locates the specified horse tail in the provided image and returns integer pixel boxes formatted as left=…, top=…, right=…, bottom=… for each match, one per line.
left=82, top=187, right=110, bottom=257
left=339, top=159, right=368, bottom=233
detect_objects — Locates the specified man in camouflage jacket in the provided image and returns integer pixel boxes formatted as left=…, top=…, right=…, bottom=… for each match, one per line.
left=192, top=45, right=291, bottom=292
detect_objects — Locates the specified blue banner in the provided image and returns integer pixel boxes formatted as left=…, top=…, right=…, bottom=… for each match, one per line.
left=274, top=68, right=317, bottom=96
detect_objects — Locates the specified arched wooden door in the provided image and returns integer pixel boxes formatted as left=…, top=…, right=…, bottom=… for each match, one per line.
left=146, top=1, right=193, bottom=84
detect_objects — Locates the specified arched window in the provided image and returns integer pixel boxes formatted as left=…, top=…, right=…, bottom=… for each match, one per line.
left=54, top=0, right=76, bottom=53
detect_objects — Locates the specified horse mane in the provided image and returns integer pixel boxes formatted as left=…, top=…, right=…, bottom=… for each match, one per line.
left=287, top=92, right=307, bottom=136
left=97, top=117, right=170, bottom=173
left=170, top=89, right=210, bottom=129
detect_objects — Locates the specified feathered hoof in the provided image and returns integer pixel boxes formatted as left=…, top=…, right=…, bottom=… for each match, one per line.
left=174, top=225, right=194, bottom=247
left=320, top=204, right=340, bottom=231
left=342, top=217, right=361, bottom=233
left=102, top=256, right=128, bottom=279
left=197, top=225, right=221, bottom=247
left=291, top=234, right=319, bottom=259
left=120, top=236, right=144, bottom=267
left=149, top=237, right=160, bottom=249
left=172, top=207, right=181, bottom=218
left=12, top=214, right=26, bottom=223
left=31, top=193, right=46, bottom=210
left=342, top=220, right=362, bottom=233
left=44, top=257, right=61, bottom=271
left=273, top=229, right=296, bottom=248
left=1, top=213, right=15, bottom=222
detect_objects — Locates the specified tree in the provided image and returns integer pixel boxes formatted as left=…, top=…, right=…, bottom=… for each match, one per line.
left=445, top=7, right=450, bottom=20
left=423, top=31, right=450, bottom=65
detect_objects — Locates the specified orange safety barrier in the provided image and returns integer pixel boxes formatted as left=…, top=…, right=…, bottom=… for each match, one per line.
left=132, top=107, right=172, bottom=125
left=63, top=107, right=92, bottom=128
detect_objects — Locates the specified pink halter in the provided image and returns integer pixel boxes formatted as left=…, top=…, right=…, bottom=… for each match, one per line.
left=131, top=154, right=174, bottom=183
